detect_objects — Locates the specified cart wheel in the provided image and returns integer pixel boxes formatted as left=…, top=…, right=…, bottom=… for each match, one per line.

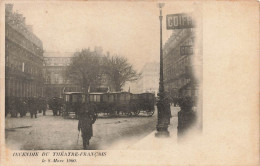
left=109, top=108, right=117, bottom=117
left=147, top=110, right=155, bottom=116
left=127, top=112, right=132, bottom=116
left=134, top=109, right=140, bottom=116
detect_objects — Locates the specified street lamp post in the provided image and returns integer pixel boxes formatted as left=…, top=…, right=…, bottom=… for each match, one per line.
left=155, top=3, right=171, bottom=137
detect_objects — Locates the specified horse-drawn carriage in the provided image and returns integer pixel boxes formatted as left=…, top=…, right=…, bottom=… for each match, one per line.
left=89, top=92, right=133, bottom=116
left=130, top=93, right=155, bottom=116
left=48, top=97, right=63, bottom=116
left=61, top=92, right=87, bottom=118
left=89, top=92, right=155, bottom=117
left=61, top=91, right=155, bottom=118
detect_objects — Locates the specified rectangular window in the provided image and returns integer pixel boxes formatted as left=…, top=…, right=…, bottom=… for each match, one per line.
left=115, top=94, right=118, bottom=101
left=54, top=74, right=59, bottom=84
left=96, top=95, right=100, bottom=102
left=90, top=95, right=94, bottom=102
left=103, top=94, right=108, bottom=102
left=72, top=95, right=78, bottom=102
left=82, top=95, right=85, bottom=102
left=109, top=95, right=114, bottom=102
left=65, top=95, right=70, bottom=102
left=120, top=94, right=125, bottom=101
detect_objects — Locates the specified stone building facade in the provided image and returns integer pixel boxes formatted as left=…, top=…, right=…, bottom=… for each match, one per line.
left=163, top=28, right=198, bottom=99
left=43, top=52, right=117, bottom=99
left=43, top=54, right=81, bottom=99
left=5, top=4, right=44, bottom=99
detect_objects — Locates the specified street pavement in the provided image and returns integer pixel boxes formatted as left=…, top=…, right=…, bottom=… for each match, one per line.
left=115, top=106, right=180, bottom=150
left=5, top=107, right=179, bottom=150
left=130, top=108, right=178, bottom=150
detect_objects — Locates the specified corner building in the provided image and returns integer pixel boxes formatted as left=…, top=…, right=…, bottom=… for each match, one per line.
left=5, top=4, right=44, bottom=99
left=163, top=28, right=198, bottom=99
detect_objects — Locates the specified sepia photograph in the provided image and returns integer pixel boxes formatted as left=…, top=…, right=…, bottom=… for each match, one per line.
left=0, top=0, right=259, bottom=166
left=4, top=1, right=202, bottom=151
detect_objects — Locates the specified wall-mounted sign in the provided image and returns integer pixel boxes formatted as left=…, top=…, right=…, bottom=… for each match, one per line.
left=166, top=13, right=194, bottom=29
left=180, top=45, right=193, bottom=56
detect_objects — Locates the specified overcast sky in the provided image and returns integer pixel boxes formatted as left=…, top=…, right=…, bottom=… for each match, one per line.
left=12, top=1, right=196, bottom=70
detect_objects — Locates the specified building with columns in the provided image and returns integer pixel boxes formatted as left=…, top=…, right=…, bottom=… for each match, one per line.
left=5, top=4, right=44, bottom=99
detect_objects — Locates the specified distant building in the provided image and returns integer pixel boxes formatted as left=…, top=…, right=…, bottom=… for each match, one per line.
left=5, top=4, right=44, bottom=99
left=43, top=52, right=117, bottom=99
left=128, top=62, right=159, bottom=95
left=163, top=28, right=199, bottom=99
left=43, top=53, right=81, bottom=99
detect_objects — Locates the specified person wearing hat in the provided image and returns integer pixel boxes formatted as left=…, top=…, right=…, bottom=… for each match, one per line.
left=78, top=102, right=97, bottom=150
left=28, top=97, right=37, bottom=118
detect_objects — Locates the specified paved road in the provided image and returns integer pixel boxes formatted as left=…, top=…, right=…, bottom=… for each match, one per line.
left=5, top=106, right=179, bottom=150
left=5, top=109, right=160, bottom=150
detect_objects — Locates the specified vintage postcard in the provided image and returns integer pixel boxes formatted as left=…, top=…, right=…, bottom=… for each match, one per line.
left=0, top=0, right=259, bottom=165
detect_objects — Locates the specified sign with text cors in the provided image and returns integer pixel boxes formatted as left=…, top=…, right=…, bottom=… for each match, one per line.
left=166, top=13, right=194, bottom=29
left=180, top=45, right=193, bottom=56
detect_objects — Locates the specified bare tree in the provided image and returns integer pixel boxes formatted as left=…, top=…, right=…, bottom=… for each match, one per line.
left=65, top=49, right=103, bottom=93
left=104, top=55, right=141, bottom=91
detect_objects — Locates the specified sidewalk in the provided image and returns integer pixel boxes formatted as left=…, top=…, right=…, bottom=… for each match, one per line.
left=129, top=106, right=179, bottom=150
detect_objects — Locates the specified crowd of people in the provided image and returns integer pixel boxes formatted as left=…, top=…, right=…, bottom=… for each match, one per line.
left=5, top=96, right=97, bottom=150
left=169, top=96, right=198, bottom=107
left=5, top=96, right=63, bottom=118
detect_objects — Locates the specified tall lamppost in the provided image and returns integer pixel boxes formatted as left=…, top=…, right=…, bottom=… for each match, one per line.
left=155, top=3, right=171, bottom=137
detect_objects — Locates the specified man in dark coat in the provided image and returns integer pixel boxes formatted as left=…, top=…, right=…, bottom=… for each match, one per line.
left=50, top=97, right=62, bottom=116
left=42, top=98, right=47, bottom=116
left=36, top=98, right=42, bottom=113
left=19, top=98, right=27, bottom=117
left=10, top=97, right=18, bottom=118
left=57, top=98, right=63, bottom=116
left=78, top=103, right=97, bottom=150
left=28, top=98, right=37, bottom=118
left=39, top=97, right=47, bottom=116
left=50, top=97, right=58, bottom=116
